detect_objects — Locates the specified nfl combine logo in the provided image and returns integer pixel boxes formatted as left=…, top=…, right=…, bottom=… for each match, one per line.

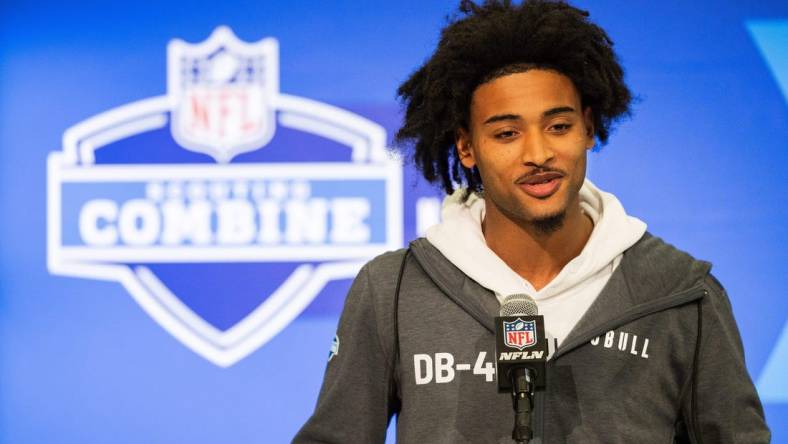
left=47, top=27, right=402, bottom=367
left=503, top=319, right=537, bottom=350
left=168, top=27, right=277, bottom=163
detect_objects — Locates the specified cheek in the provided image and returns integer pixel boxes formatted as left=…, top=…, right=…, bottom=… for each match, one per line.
left=477, top=152, right=517, bottom=185
left=475, top=161, right=511, bottom=196
left=570, top=153, right=588, bottom=184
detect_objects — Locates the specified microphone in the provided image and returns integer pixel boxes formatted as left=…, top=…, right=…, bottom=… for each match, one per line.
left=495, top=294, right=547, bottom=443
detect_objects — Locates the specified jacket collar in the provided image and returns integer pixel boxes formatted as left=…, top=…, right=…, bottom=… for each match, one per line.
left=410, top=233, right=711, bottom=352
left=410, top=238, right=499, bottom=333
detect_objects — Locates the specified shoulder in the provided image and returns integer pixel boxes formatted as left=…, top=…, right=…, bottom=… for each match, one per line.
left=625, top=233, right=743, bottom=329
left=358, top=242, right=441, bottom=306
left=620, top=232, right=713, bottom=297
left=350, top=247, right=417, bottom=310
left=698, top=273, right=737, bottom=324
left=364, top=247, right=412, bottom=277
left=626, top=232, right=708, bottom=269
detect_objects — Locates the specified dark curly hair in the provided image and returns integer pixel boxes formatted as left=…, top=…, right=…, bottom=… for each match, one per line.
left=394, top=0, right=632, bottom=197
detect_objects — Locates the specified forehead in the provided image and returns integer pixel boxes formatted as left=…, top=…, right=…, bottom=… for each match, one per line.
left=470, top=69, right=582, bottom=120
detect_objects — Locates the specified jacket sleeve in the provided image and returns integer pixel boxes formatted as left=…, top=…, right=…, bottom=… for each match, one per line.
left=293, top=263, right=397, bottom=443
left=680, top=274, right=771, bottom=443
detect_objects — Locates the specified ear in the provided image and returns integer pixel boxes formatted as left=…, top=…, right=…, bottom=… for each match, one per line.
left=456, top=127, right=476, bottom=169
left=583, top=107, right=595, bottom=150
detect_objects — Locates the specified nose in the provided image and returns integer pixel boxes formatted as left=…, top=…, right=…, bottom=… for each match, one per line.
left=520, top=131, right=554, bottom=167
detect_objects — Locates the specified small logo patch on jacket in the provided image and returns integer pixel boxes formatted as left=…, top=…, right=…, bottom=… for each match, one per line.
left=589, top=330, right=650, bottom=359
left=328, top=335, right=339, bottom=361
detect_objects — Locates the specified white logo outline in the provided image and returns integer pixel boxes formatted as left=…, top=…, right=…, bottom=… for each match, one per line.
left=168, top=27, right=278, bottom=163
left=47, top=27, right=403, bottom=367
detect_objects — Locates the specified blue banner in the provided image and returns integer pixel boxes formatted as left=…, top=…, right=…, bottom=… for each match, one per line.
left=1, top=1, right=786, bottom=442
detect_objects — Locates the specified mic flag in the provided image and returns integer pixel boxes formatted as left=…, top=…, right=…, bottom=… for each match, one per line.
left=495, top=314, right=548, bottom=391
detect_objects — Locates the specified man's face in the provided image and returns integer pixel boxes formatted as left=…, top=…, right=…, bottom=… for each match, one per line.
left=457, top=69, right=595, bottom=228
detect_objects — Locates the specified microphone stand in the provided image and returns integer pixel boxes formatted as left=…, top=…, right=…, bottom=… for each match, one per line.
left=510, top=367, right=535, bottom=443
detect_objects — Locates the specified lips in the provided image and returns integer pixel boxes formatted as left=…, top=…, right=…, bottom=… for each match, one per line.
left=517, top=172, right=564, bottom=198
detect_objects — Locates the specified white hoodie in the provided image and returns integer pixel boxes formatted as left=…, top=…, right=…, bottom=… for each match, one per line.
left=425, top=179, right=646, bottom=348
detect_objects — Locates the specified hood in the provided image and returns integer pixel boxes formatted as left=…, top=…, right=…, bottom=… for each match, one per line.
left=408, top=233, right=712, bottom=347
left=424, top=179, right=648, bottom=302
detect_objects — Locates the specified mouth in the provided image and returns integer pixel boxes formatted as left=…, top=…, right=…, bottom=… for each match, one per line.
left=516, top=172, right=564, bottom=199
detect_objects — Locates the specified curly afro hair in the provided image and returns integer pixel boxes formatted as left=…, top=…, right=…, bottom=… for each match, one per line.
left=394, top=0, right=632, bottom=197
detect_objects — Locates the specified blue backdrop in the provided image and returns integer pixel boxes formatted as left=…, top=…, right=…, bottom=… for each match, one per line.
left=1, top=1, right=787, bottom=442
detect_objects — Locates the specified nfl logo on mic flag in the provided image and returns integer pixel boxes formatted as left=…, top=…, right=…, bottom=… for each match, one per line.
left=503, top=319, right=537, bottom=350
left=46, top=27, right=402, bottom=367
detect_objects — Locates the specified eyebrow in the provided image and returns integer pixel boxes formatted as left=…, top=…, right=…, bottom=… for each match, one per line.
left=543, top=106, right=575, bottom=117
left=482, top=106, right=576, bottom=125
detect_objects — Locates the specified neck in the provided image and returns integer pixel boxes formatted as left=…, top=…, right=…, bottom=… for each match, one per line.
left=482, top=198, right=593, bottom=291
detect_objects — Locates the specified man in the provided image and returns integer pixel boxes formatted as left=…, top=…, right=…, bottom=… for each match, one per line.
left=294, top=1, right=770, bottom=442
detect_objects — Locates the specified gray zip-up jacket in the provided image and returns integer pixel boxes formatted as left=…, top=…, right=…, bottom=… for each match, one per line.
left=294, top=233, right=770, bottom=443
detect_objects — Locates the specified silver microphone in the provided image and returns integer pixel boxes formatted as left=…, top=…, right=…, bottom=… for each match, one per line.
left=500, top=293, right=539, bottom=317
left=496, top=293, right=545, bottom=443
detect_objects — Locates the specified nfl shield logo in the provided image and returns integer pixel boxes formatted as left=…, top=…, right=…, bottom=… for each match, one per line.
left=503, top=318, right=537, bottom=350
left=168, top=26, right=278, bottom=163
left=47, top=26, right=402, bottom=367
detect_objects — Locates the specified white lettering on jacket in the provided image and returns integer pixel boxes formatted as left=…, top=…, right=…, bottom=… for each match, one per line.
left=590, top=330, right=650, bottom=359
left=413, top=352, right=495, bottom=385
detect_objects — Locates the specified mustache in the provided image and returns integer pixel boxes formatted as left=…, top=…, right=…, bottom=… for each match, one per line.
left=514, top=167, right=567, bottom=184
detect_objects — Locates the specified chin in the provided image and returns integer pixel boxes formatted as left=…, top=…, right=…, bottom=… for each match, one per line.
left=528, top=211, right=566, bottom=235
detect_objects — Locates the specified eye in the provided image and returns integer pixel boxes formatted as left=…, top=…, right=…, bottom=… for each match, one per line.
left=548, top=123, right=572, bottom=133
left=493, top=129, right=519, bottom=140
